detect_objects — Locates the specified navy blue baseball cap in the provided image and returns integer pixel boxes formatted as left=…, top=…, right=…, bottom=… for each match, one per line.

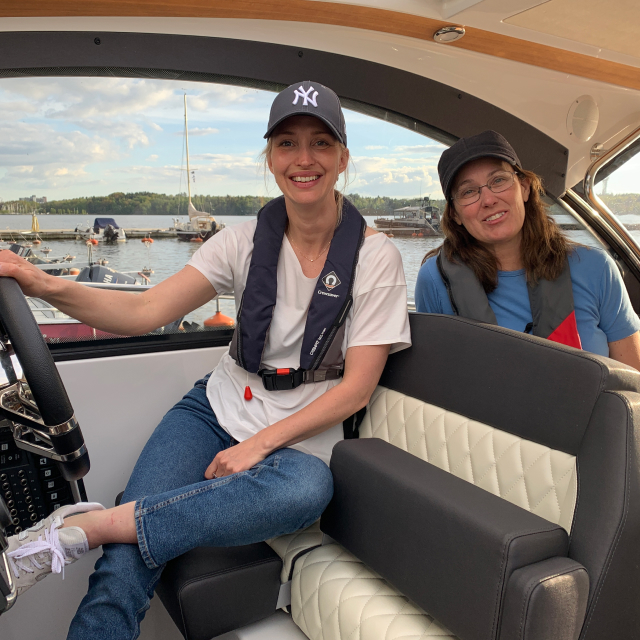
left=264, top=81, right=347, bottom=146
left=438, top=130, right=522, bottom=200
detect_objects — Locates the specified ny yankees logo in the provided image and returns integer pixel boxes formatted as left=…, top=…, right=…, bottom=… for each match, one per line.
left=292, top=85, right=319, bottom=107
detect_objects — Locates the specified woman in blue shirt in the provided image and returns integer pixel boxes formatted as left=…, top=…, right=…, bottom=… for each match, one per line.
left=415, top=130, right=640, bottom=367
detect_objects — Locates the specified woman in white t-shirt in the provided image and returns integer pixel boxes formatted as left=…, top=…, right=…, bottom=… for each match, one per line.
left=0, top=81, right=410, bottom=639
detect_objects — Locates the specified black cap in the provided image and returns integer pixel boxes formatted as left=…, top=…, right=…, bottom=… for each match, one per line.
left=438, top=130, right=522, bottom=200
left=264, top=81, right=347, bottom=146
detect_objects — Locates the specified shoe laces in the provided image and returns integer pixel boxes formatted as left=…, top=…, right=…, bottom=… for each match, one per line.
left=7, top=520, right=68, bottom=579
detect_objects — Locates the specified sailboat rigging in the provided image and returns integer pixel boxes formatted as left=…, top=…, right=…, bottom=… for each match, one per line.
left=174, top=94, right=224, bottom=242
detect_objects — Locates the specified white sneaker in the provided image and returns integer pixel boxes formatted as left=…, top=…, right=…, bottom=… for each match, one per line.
left=5, top=502, right=105, bottom=597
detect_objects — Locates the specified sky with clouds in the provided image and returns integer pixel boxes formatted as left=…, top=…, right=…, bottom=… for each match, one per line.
left=0, top=78, right=447, bottom=203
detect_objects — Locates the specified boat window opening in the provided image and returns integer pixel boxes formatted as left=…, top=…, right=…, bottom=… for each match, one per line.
left=593, top=143, right=640, bottom=238
left=0, top=75, right=459, bottom=355
left=0, top=74, right=617, bottom=356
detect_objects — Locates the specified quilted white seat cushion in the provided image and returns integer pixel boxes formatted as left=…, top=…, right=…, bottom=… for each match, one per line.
left=291, top=543, right=457, bottom=640
left=267, top=521, right=324, bottom=582
left=361, top=386, right=578, bottom=532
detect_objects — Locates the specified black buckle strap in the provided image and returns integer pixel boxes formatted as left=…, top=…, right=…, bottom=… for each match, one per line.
left=259, top=368, right=305, bottom=391
left=258, top=368, right=344, bottom=391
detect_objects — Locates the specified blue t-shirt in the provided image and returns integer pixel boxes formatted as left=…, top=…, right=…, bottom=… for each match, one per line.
left=415, top=246, right=640, bottom=357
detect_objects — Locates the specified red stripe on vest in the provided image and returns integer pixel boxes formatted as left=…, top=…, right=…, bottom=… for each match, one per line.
left=547, top=311, right=582, bottom=349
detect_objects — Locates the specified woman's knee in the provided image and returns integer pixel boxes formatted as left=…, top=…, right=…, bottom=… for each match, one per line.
left=276, top=450, right=334, bottom=521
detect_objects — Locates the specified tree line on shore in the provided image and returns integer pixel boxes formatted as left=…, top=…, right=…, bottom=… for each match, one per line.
left=0, top=192, right=446, bottom=216
left=6, top=191, right=636, bottom=217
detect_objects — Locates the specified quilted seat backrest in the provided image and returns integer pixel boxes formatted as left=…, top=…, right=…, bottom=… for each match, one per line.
left=360, top=386, right=578, bottom=531
left=370, top=313, right=640, bottom=640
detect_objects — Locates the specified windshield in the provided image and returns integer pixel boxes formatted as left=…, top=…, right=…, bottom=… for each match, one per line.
left=592, top=137, right=640, bottom=244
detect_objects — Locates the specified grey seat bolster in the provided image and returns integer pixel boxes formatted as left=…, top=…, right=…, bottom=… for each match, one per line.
left=322, top=439, right=569, bottom=640
left=499, top=557, right=589, bottom=640
left=156, top=543, right=282, bottom=640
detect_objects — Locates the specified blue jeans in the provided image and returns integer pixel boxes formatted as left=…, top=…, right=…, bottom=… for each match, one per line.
left=67, top=376, right=334, bottom=640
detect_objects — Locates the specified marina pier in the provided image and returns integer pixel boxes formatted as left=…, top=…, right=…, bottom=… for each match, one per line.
left=0, top=227, right=178, bottom=241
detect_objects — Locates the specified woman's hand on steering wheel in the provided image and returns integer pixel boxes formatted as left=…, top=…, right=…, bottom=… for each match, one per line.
left=0, top=250, right=53, bottom=298
left=205, top=437, right=269, bottom=479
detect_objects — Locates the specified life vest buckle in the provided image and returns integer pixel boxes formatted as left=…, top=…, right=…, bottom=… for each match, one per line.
left=259, top=368, right=304, bottom=391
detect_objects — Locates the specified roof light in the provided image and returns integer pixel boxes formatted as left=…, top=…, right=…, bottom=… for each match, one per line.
left=433, top=26, right=466, bottom=43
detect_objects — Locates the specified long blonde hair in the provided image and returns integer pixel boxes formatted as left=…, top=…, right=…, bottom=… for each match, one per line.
left=260, top=137, right=351, bottom=224
left=423, top=168, right=574, bottom=292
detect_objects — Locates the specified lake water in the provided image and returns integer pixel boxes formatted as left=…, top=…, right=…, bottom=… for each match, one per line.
left=2, top=212, right=625, bottom=326
left=0, top=214, right=442, bottom=325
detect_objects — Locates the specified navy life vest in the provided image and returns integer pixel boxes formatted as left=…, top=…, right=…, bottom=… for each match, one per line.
left=436, top=252, right=582, bottom=349
left=229, top=195, right=367, bottom=391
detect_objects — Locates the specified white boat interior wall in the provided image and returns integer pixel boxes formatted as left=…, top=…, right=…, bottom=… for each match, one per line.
left=2, top=346, right=227, bottom=640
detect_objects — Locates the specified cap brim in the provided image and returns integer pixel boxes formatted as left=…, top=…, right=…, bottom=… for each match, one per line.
left=264, top=112, right=345, bottom=145
left=445, top=151, right=519, bottom=199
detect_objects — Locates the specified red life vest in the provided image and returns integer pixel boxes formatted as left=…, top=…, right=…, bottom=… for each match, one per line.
left=436, top=252, right=582, bottom=350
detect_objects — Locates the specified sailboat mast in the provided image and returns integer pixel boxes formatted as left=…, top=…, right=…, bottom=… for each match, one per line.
left=184, top=94, right=192, bottom=203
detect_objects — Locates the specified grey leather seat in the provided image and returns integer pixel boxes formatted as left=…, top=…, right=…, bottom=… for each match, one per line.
left=159, top=313, right=640, bottom=640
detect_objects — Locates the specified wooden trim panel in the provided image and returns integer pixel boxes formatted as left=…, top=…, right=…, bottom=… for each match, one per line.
left=2, top=0, right=639, bottom=92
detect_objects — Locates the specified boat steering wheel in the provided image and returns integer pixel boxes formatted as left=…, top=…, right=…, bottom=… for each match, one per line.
left=0, top=277, right=90, bottom=484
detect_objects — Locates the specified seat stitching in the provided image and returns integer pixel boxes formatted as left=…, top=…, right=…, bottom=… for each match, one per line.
left=374, top=394, right=406, bottom=439
left=512, top=443, right=532, bottom=510
left=297, top=565, right=390, bottom=619
left=430, top=415, right=461, bottom=466
left=451, top=426, right=493, bottom=478
left=530, top=464, right=574, bottom=513
left=381, top=599, right=418, bottom=640
left=356, top=607, right=456, bottom=639
left=488, top=429, right=499, bottom=494
left=475, top=429, right=500, bottom=486
left=549, top=457, right=576, bottom=515
left=500, top=445, right=548, bottom=504
left=321, top=565, right=375, bottom=639
left=406, top=406, right=445, bottom=457
left=298, top=553, right=343, bottom=637
left=443, top=419, right=470, bottom=474
left=343, top=582, right=389, bottom=640
left=396, top=401, right=427, bottom=452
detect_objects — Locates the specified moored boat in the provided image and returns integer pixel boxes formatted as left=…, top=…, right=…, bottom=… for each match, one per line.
left=375, top=196, right=442, bottom=237
left=74, top=218, right=127, bottom=243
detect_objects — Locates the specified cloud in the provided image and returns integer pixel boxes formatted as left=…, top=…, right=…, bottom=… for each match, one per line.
left=0, top=119, right=120, bottom=196
left=349, top=154, right=443, bottom=198
left=0, top=77, right=447, bottom=200
left=0, top=122, right=118, bottom=167
left=79, top=119, right=150, bottom=149
left=186, top=127, right=219, bottom=137
left=117, top=152, right=261, bottom=183
left=392, top=144, right=445, bottom=155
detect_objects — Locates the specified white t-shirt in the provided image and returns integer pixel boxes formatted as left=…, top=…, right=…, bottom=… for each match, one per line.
left=188, top=219, right=411, bottom=464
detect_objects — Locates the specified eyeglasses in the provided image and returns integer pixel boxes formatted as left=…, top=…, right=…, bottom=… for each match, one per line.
left=452, top=171, right=516, bottom=205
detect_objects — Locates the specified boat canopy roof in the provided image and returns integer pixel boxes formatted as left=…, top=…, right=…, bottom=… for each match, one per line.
left=93, top=218, right=119, bottom=229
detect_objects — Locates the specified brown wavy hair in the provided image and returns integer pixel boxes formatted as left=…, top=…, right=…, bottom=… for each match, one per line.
left=423, top=167, right=573, bottom=292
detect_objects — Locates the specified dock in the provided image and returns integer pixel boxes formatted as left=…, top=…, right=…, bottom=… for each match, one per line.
left=0, top=228, right=178, bottom=240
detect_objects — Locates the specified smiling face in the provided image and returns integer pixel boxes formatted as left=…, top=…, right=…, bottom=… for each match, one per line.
left=267, top=115, right=349, bottom=210
left=450, top=157, right=531, bottom=254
